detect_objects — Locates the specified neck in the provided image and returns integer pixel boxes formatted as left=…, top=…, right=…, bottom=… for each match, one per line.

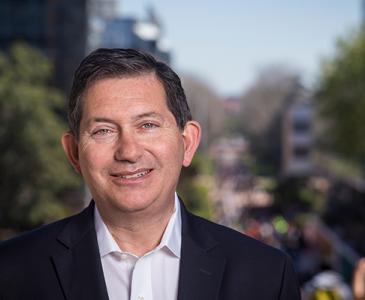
left=97, top=200, right=175, bottom=257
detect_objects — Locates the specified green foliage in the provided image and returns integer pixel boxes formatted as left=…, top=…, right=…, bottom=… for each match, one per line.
left=181, top=152, right=214, bottom=177
left=316, top=29, right=365, bottom=163
left=0, top=43, right=81, bottom=230
left=178, top=153, right=214, bottom=219
left=272, top=177, right=327, bottom=213
left=314, top=151, right=363, bottom=180
left=178, top=179, right=213, bottom=219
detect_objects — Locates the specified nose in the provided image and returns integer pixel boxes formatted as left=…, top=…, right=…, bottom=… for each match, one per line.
left=114, top=130, right=143, bottom=163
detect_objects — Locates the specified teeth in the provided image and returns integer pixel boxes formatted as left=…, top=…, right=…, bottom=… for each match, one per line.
left=120, top=170, right=150, bottom=179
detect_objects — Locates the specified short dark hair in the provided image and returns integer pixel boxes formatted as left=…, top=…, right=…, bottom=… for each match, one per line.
left=68, top=48, right=192, bottom=138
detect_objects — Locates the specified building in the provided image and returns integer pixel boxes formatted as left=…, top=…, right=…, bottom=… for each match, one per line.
left=0, top=0, right=171, bottom=90
left=282, top=100, right=313, bottom=176
left=87, top=0, right=118, bottom=20
left=89, top=6, right=171, bottom=63
left=0, top=0, right=88, bottom=92
left=86, top=0, right=118, bottom=53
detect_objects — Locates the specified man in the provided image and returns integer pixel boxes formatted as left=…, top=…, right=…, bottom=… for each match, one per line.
left=0, top=48, right=301, bottom=299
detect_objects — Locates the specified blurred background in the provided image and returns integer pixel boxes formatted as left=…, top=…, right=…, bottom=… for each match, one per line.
left=1, top=0, right=365, bottom=298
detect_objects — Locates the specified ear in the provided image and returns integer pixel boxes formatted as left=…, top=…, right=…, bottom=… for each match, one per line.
left=182, top=121, right=201, bottom=167
left=61, top=132, right=82, bottom=174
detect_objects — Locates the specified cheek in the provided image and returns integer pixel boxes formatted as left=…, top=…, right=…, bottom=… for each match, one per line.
left=79, top=142, right=114, bottom=173
left=154, top=136, right=185, bottom=165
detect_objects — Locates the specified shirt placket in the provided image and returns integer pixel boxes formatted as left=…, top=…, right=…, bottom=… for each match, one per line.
left=130, top=255, right=152, bottom=300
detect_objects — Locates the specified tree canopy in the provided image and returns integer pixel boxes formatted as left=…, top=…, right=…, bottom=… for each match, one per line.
left=178, top=153, right=214, bottom=220
left=315, top=29, right=365, bottom=163
left=236, top=66, right=302, bottom=174
left=0, top=43, right=81, bottom=231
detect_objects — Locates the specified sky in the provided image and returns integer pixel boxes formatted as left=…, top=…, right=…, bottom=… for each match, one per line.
left=118, top=1, right=362, bottom=97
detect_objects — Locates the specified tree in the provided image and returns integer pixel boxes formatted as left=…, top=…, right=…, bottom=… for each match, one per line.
left=237, top=66, right=302, bottom=173
left=178, top=153, right=214, bottom=220
left=0, top=43, right=81, bottom=231
left=182, top=74, right=226, bottom=149
left=315, top=29, right=365, bottom=164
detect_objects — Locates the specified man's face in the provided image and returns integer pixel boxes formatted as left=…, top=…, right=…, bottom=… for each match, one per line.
left=62, top=73, right=200, bottom=217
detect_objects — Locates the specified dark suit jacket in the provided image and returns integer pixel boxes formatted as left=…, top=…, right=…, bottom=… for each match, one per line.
left=0, top=201, right=301, bottom=299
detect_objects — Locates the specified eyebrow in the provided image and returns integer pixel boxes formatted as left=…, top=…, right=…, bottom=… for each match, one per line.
left=85, top=112, right=164, bottom=126
left=132, top=112, right=164, bottom=122
left=85, top=117, right=117, bottom=126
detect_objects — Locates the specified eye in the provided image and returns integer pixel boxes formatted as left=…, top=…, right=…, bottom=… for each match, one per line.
left=92, top=128, right=113, bottom=136
left=142, top=122, right=158, bottom=129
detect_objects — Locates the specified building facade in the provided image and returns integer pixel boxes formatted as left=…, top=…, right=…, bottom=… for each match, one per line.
left=0, top=0, right=88, bottom=92
left=88, top=6, right=171, bottom=63
left=0, top=0, right=171, bottom=90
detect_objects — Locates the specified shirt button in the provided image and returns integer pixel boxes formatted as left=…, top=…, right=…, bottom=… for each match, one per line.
left=138, top=296, right=144, bottom=300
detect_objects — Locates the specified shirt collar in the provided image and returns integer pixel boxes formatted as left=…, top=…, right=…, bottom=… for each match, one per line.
left=94, top=193, right=182, bottom=258
left=94, top=203, right=120, bottom=257
left=158, top=193, right=181, bottom=258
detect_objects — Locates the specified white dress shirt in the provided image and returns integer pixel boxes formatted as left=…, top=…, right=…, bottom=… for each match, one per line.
left=94, top=194, right=182, bottom=300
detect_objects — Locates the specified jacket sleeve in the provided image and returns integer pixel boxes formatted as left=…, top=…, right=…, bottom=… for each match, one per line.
left=278, top=254, right=302, bottom=300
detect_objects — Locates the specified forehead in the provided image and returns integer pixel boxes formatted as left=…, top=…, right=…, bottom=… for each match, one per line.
left=85, top=72, right=165, bottom=97
left=81, top=73, right=170, bottom=119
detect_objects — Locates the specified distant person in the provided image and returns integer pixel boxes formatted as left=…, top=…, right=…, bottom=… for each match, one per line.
left=0, top=48, right=301, bottom=299
left=302, top=268, right=352, bottom=300
left=353, top=258, right=365, bottom=300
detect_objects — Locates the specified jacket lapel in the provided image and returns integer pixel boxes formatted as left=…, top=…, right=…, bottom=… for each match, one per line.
left=51, top=202, right=109, bottom=300
left=177, top=202, right=226, bottom=300
left=51, top=199, right=225, bottom=300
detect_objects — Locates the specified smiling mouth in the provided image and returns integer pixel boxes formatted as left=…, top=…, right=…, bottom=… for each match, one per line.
left=111, top=169, right=152, bottom=180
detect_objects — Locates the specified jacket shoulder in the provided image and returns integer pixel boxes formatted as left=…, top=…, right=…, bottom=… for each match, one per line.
left=0, top=216, right=70, bottom=256
left=0, top=204, right=91, bottom=259
left=189, top=212, right=288, bottom=262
